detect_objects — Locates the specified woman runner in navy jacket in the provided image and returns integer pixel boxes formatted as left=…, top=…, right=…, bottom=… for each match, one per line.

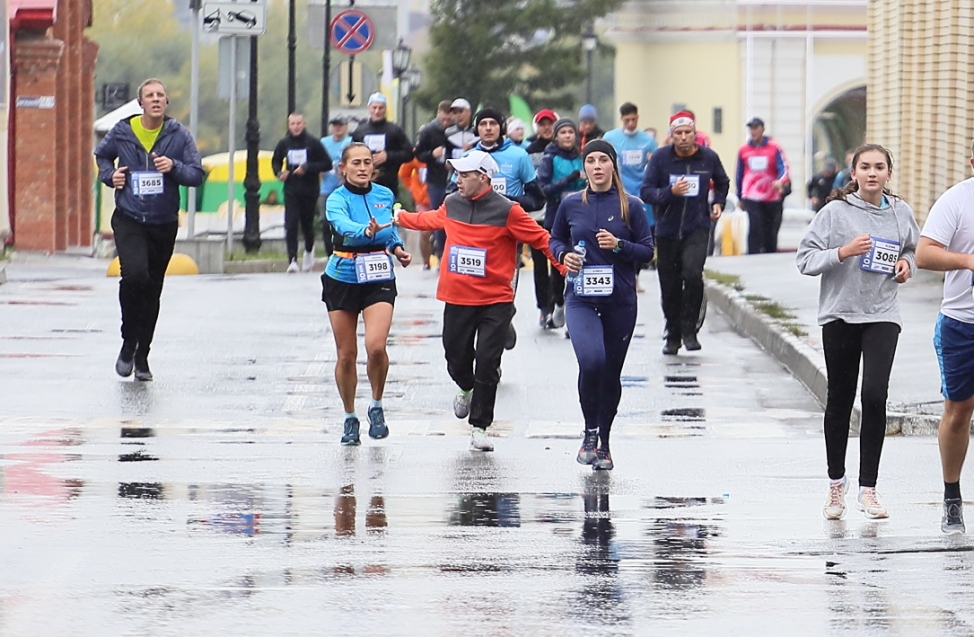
left=550, top=140, right=655, bottom=470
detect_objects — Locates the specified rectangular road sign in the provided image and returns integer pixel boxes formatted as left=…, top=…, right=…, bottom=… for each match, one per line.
left=202, top=1, right=267, bottom=36
left=338, top=60, right=363, bottom=107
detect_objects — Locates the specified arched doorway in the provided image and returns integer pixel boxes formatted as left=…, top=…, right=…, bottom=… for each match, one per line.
left=811, top=86, right=866, bottom=173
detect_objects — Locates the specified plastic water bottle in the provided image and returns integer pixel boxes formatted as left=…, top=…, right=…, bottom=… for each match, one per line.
left=567, top=240, right=586, bottom=284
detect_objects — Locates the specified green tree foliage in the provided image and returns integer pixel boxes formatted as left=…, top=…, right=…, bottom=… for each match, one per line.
left=418, top=0, right=623, bottom=113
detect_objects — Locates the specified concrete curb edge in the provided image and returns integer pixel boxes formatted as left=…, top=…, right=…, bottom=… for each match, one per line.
left=705, top=279, right=941, bottom=436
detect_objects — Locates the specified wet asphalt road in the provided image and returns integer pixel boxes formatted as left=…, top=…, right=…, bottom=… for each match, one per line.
left=2, top=254, right=974, bottom=636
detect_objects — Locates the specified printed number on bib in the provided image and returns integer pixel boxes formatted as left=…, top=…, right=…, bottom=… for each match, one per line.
left=354, top=252, right=394, bottom=283
left=491, top=177, right=507, bottom=195
left=576, top=266, right=614, bottom=296
left=623, top=150, right=643, bottom=166
left=132, top=171, right=164, bottom=196
left=748, top=156, right=769, bottom=172
left=858, top=236, right=900, bottom=275
left=448, top=245, right=487, bottom=277
left=287, top=149, right=307, bottom=168
left=364, top=135, right=386, bottom=153
left=668, top=174, right=700, bottom=197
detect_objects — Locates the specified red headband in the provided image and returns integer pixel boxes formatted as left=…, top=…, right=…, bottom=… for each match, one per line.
left=669, top=111, right=695, bottom=129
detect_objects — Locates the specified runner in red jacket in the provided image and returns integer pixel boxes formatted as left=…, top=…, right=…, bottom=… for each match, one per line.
left=395, top=150, right=565, bottom=452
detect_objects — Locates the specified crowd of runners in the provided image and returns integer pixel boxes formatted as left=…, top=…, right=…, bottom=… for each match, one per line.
left=96, top=77, right=974, bottom=535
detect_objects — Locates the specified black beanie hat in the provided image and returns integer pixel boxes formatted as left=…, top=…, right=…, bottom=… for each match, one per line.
left=475, top=108, right=507, bottom=135
left=581, top=139, right=618, bottom=172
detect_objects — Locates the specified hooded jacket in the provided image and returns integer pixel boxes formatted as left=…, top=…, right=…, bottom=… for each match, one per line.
left=351, top=119, right=414, bottom=193
left=94, top=115, right=204, bottom=225
left=471, top=138, right=545, bottom=213
left=796, top=192, right=919, bottom=327
left=640, top=144, right=730, bottom=240
left=271, top=131, right=332, bottom=198
left=538, top=141, right=585, bottom=229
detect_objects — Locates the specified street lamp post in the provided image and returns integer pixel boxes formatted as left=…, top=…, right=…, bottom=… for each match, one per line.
left=403, top=67, right=422, bottom=138
left=287, top=0, right=296, bottom=116
left=391, top=39, right=411, bottom=125
left=582, top=26, right=597, bottom=106
left=243, top=3, right=262, bottom=254
left=321, top=0, right=331, bottom=135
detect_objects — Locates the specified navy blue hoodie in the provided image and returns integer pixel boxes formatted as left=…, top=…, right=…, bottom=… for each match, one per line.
left=640, top=144, right=729, bottom=240
left=549, top=187, right=655, bottom=306
left=95, top=116, right=204, bottom=225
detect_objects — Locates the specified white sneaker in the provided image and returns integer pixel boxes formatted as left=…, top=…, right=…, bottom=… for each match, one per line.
left=453, top=390, right=472, bottom=419
left=551, top=303, right=566, bottom=328
left=857, top=487, right=889, bottom=519
left=303, top=250, right=315, bottom=272
left=469, top=427, right=494, bottom=452
left=286, top=259, right=300, bottom=273
left=823, top=478, right=847, bottom=520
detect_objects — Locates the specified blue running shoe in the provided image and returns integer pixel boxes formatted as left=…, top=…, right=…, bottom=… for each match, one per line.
left=367, top=406, right=389, bottom=439
left=341, top=417, right=361, bottom=445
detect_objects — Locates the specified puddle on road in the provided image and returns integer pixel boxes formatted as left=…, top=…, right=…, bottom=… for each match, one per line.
left=660, top=408, right=706, bottom=423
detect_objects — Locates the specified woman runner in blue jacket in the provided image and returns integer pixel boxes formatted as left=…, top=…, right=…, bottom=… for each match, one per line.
left=550, top=140, right=655, bottom=470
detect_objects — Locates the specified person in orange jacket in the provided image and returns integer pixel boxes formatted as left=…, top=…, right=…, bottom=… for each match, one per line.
left=398, top=157, right=433, bottom=268
left=393, top=150, right=566, bottom=452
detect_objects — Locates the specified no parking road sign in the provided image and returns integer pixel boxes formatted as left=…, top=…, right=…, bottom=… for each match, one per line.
left=330, top=9, right=375, bottom=55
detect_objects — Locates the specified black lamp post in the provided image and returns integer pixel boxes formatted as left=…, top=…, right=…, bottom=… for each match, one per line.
left=582, top=26, right=597, bottom=106
left=287, top=0, right=296, bottom=116
left=391, top=39, right=411, bottom=125
left=403, top=67, right=422, bottom=138
left=243, top=20, right=261, bottom=253
left=321, top=0, right=332, bottom=135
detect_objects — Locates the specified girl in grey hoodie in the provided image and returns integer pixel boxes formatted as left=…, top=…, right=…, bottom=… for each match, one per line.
left=797, top=144, right=920, bottom=522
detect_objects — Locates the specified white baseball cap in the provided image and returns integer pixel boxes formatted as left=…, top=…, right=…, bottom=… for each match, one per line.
left=448, top=150, right=499, bottom=177
left=450, top=98, right=472, bottom=111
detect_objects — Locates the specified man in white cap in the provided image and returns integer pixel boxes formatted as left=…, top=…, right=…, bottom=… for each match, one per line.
left=351, top=92, right=413, bottom=196
left=444, top=97, right=478, bottom=162
left=394, top=150, right=565, bottom=452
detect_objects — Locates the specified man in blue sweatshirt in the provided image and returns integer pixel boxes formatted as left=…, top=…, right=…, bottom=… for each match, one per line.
left=640, top=111, right=729, bottom=355
left=95, top=78, right=204, bottom=381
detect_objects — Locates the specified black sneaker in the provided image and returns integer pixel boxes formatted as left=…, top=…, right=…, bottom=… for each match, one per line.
left=505, top=323, right=517, bottom=350
left=593, top=447, right=614, bottom=471
left=577, top=429, right=598, bottom=465
left=115, top=341, right=137, bottom=378
left=662, top=339, right=681, bottom=356
left=367, top=405, right=389, bottom=439
left=133, top=357, right=153, bottom=382
left=341, top=417, right=361, bottom=446
left=943, top=498, right=965, bottom=534
left=683, top=333, right=702, bottom=351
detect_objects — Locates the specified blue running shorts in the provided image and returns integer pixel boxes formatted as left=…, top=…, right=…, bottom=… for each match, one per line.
left=934, top=313, right=974, bottom=402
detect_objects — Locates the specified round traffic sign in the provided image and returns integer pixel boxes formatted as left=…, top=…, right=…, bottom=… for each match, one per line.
left=330, top=10, right=375, bottom=55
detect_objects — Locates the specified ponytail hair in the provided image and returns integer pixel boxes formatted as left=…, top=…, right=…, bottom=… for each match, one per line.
left=826, top=143, right=899, bottom=205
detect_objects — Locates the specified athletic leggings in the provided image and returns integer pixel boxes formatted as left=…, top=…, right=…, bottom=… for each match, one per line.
left=822, top=320, right=900, bottom=488
left=566, top=299, right=638, bottom=447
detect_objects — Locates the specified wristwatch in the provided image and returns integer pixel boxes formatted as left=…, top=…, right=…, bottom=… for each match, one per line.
left=613, top=240, right=625, bottom=253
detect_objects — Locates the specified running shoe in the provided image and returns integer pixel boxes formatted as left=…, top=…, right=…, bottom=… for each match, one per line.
left=505, top=324, right=517, bottom=350
left=577, top=429, right=598, bottom=465
left=134, top=357, right=153, bottom=382
left=469, top=427, right=494, bottom=452
left=453, top=389, right=472, bottom=419
left=539, top=310, right=551, bottom=328
left=823, top=479, right=847, bottom=520
left=593, top=447, right=614, bottom=471
left=341, top=417, right=361, bottom=446
left=303, top=250, right=315, bottom=272
left=942, top=498, right=965, bottom=534
left=367, top=406, right=389, bottom=439
left=857, top=487, right=888, bottom=519
left=551, top=304, right=566, bottom=328
left=115, top=341, right=136, bottom=378
left=286, top=259, right=300, bottom=273
left=662, top=339, right=681, bottom=356
left=683, top=333, right=702, bottom=351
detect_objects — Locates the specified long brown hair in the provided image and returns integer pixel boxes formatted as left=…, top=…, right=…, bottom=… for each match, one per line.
left=581, top=160, right=631, bottom=228
left=826, top=143, right=900, bottom=205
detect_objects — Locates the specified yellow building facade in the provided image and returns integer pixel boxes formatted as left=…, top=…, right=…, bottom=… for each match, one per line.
left=604, top=0, right=868, bottom=205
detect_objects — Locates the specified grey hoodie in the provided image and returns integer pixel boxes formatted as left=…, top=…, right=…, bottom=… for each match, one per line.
left=796, top=193, right=920, bottom=327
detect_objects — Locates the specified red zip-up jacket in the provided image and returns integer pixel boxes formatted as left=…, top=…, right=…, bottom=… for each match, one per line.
left=397, top=187, right=566, bottom=306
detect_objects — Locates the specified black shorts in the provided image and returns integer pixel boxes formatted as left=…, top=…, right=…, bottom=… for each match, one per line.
left=321, top=273, right=397, bottom=313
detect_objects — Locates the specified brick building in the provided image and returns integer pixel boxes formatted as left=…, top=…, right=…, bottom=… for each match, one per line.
left=8, top=0, right=97, bottom=253
left=868, top=0, right=973, bottom=223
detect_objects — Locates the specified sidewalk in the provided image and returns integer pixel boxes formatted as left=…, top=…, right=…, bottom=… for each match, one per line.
left=705, top=250, right=947, bottom=435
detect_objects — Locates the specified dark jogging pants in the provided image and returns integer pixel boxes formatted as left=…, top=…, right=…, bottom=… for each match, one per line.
left=822, top=320, right=900, bottom=488
left=111, top=209, right=178, bottom=359
left=530, top=246, right=565, bottom=314
left=743, top=199, right=783, bottom=254
left=656, top=227, right=709, bottom=343
left=566, top=299, right=638, bottom=447
left=285, top=192, right=318, bottom=262
left=442, top=302, right=515, bottom=429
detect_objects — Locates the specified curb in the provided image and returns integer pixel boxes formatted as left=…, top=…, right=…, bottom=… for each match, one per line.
left=224, top=260, right=326, bottom=274
left=705, top=279, right=942, bottom=436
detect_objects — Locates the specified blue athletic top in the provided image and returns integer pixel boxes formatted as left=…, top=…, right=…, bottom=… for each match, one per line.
left=324, top=182, right=404, bottom=284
